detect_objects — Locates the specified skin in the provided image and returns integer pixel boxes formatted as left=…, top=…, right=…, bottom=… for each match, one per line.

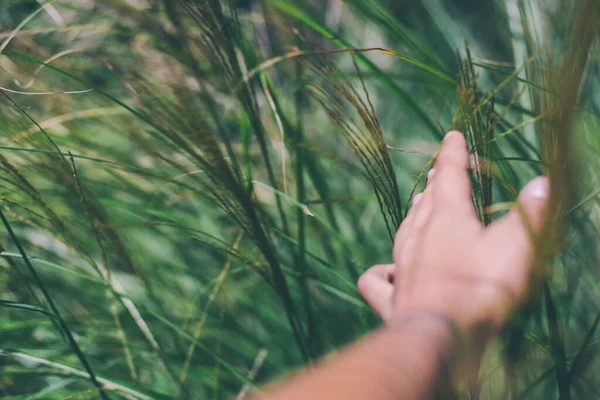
left=255, top=131, right=550, bottom=400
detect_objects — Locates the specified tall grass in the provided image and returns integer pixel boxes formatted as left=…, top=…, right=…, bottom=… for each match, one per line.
left=1, top=0, right=600, bottom=399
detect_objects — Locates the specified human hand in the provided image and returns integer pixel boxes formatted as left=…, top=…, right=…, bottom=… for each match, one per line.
left=358, top=131, right=550, bottom=338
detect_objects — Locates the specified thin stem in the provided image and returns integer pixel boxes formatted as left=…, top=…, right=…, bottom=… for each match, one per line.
left=295, top=40, right=316, bottom=359
left=0, top=207, right=109, bottom=400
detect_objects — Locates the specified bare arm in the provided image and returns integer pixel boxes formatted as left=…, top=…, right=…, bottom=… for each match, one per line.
left=255, top=131, right=550, bottom=400
left=259, top=315, right=459, bottom=400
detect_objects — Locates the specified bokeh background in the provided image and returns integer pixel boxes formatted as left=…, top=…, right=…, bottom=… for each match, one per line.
left=1, top=0, right=600, bottom=398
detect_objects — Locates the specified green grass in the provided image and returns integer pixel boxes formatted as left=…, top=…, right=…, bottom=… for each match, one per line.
left=1, top=0, right=600, bottom=398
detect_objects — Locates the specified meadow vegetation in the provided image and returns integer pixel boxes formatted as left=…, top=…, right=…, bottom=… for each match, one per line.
left=1, top=0, right=600, bottom=398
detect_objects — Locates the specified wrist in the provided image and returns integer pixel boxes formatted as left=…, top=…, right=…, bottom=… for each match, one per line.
left=384, top=308, right=491, bottom=394
left=385, top=310, right=465, bottom=364
left=395, top=282, right=507, bottom=340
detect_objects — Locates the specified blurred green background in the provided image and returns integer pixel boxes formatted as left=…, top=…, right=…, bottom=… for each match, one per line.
left=1, top=0, right=600, bottom=398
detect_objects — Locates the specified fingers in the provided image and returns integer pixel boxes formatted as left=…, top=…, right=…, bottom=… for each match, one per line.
left=357, top=264, right=396, bottom=320
left=431, top=131, right=475, bottom=214
left=403, top=167, right=434, bottom=220
left=412, top=192, right=424, bottom=206
left=427, top=168, right=435, bottom=181
left=487, top=176, right=550, bottom=254
left=394, top=166, right=435, bottom=257
left=395, top=172, right=432, bottom=250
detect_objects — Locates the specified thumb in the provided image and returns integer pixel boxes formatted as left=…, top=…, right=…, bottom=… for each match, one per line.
left=357, top=264, right=396, bottom=321
left=488, top=176, right=550, bottom=251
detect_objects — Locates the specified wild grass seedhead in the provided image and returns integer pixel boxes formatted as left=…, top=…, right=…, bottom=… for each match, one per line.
left=533, top=0, right=599, bottom=271
left=302, top=50, right=403, bottom=241
left=3, top=1, right=600, bottom=398
left=455, top=44, right=495, bottom=225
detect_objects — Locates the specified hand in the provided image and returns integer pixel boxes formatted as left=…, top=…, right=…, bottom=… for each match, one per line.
left=358, top=131, right=550, bottom=338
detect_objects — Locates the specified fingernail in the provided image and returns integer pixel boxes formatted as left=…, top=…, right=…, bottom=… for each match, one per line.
left=444, top=131, right=459, bottom=140
left=526, top=177, right=550, bottom=199
left=412, top=193, right=423, bottom=205
left=428, top=169, right=435, bottom=180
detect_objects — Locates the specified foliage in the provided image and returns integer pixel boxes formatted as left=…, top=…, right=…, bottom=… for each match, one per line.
left=1, top=0, right=600, bottom=398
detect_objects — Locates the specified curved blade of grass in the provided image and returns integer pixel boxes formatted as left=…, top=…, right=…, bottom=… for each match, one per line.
left=252, top=180, right=359, bottom=251
left=346, top=0, right=449, bottom=71
left=142, top=307, right=256, bottom=388
left=568, top=310, right=600, bottom=379
left=0, top=300, right=58, bottom=319
left=178, top=231, right=243, bottom=392
left=271, top=229, right=356, bottom=290
left=262, top=75, right=340, bottom=231
left=243, top=47, right=455, bottom=87
left=518, top=365, right=556, bottom=400
left=0, top=0, right=58, bottom=53
left=25, top=376, right=77, bottom=400
left=0, top=350, right=160, bottom=400
left=0, top=146, right=144, bottom=173
left=1, top=252, right=111, bottom=287
left=0, top=50, right=176, bottom=146
left=0, top=207, right=110, bottom=400
left=270, top=0, right=444, bottom=139
left=544, top=284, right=571, bottom=400
left=554, top=188, right=600, bottom=223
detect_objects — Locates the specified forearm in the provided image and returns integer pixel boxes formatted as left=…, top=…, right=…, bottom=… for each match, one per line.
left=256, top=314, right=469, bottom=400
